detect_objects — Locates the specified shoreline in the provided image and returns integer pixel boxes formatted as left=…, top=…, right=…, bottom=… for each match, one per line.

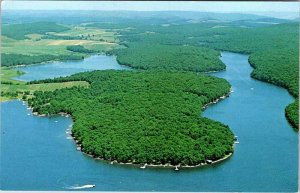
left=202, top=88, right=233, bottom=110
left=78, top=144, right=233, bottom=169
left=79, top=147, right=233, bottom=170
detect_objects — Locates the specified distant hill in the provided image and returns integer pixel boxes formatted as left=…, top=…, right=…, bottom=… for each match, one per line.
left=2, top=10, right=294, bottom=26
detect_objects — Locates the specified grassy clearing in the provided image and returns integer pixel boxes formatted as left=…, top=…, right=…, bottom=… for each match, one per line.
left=1, top=80, right=89, bottom=102
left=1, top=81, right=89, bottom=93
left=0, top=67, right=89, bottom=102
left=49, top=26, right=117, bottom=42
left=47, top=39, right=116, bottom=46
left=1, top=68, right=25, bottom=84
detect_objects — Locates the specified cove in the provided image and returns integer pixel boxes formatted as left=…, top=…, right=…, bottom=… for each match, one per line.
left=0, top=52, right=297, bottom=191
left=13, top=55, right=129, bottom=82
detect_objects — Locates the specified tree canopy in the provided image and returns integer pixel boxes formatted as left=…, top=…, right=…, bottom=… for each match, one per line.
left=28, top=70, right=234, bottom=166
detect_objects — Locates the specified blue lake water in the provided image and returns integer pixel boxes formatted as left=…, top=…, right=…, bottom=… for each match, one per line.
left=13, top=55, right=129, bottom=82
left=0, top=52, right=297, bottom=191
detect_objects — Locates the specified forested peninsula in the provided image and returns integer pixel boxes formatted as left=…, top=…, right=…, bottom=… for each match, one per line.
left=27, top=71, right=234, bottom=166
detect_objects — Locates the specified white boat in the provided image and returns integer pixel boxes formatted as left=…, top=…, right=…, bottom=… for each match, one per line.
left=235, top=141, right=240, bottom=144
left=234, top=136, right=238, bottom=141
left=175, top=166, right=179, bottom=171
left=206, top=160, right=213, bottom=164
left=140, top=164, right=146, bottom=169
left=55, top=121, right=58, bottom=123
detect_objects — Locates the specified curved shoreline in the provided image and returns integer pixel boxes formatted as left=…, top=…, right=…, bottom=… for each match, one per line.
left=79, top=147, right=233, bottom=170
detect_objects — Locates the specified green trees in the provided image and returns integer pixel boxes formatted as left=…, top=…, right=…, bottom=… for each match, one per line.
left=28, top=70, right=234, bottom=165
left=249, top=48, right=298, bottom=100
left=66, top=45, right=94, bottom=54
left=1, top=53, right=84, bottom=67
left=285, top=100, right=299, bottom=129
left=2, top=22, right=69, bottom=40
left=112, top=43, right=225, bottom=72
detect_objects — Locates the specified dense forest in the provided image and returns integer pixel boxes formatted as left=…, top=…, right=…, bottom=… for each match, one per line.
left=28, top=70, right=234, bottom=166
left=66, top=45, right=94, bottom=54
left=111, top=43, right=225, bottom=72
left=1, top=53, right=84, bottom=67
left=285, top=100, right=299, bottom=129
left=2, top=22, right=69, bottom=40
left=248, top=49, right=298, bottom=97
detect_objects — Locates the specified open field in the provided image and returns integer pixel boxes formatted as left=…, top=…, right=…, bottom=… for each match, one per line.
left=1, top=22, right=123, bottom=102
left=48, top=26, right=117, bottom=42
left=0, top=68, right=89, bottom=101
left=1, top=24, right=121, bottom=59
left=1, top=81, right=89, bottom=96
left=1, top=68, right=25, bottom=84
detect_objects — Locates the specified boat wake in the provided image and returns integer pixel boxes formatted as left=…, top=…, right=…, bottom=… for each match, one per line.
left=66, top=184, right=96, bottom=190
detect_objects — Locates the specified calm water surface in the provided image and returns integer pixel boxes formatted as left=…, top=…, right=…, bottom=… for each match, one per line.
left=13, top=55, right=129, bottom=81
left=1, top=52, right=297, bottom=191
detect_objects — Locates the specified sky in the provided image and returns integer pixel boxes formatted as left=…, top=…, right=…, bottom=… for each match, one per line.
left=2, top=1, right=299, bottom=18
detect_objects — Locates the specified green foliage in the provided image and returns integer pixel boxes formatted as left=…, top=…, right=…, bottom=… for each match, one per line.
left=285, top=100, right=299, bottom=130
left=42, top=34, right=83, bottom=40
left=249, top=49, right=298, bottom=97
left=1, top=53, right=84, bottom=67
left=205, top=23, right=298, bottom=53
left=2, top=22, right=69, bottom=40
left=28, top=70, right=234, bottom=165
left=66, top=45, right=94, bottom=54
left=112, top=43, right=225, bottom=72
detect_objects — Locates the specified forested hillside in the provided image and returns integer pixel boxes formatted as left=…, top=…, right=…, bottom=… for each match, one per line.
left=112, top=43, right=225, bottom=72
left=28, top=70, right=234, bottom=166
left=1, top=53, right=83, bottom=67
left=2, top=22, right=69, bottom=40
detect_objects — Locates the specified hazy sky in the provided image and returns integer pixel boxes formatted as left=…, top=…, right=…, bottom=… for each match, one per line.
left=2, top=1, right=299, bottom=16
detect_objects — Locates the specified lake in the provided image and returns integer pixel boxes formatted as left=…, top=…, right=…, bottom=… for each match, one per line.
left=13, top=55, right=129, bottom=82
left=0, top=52, right=297, bottom=191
